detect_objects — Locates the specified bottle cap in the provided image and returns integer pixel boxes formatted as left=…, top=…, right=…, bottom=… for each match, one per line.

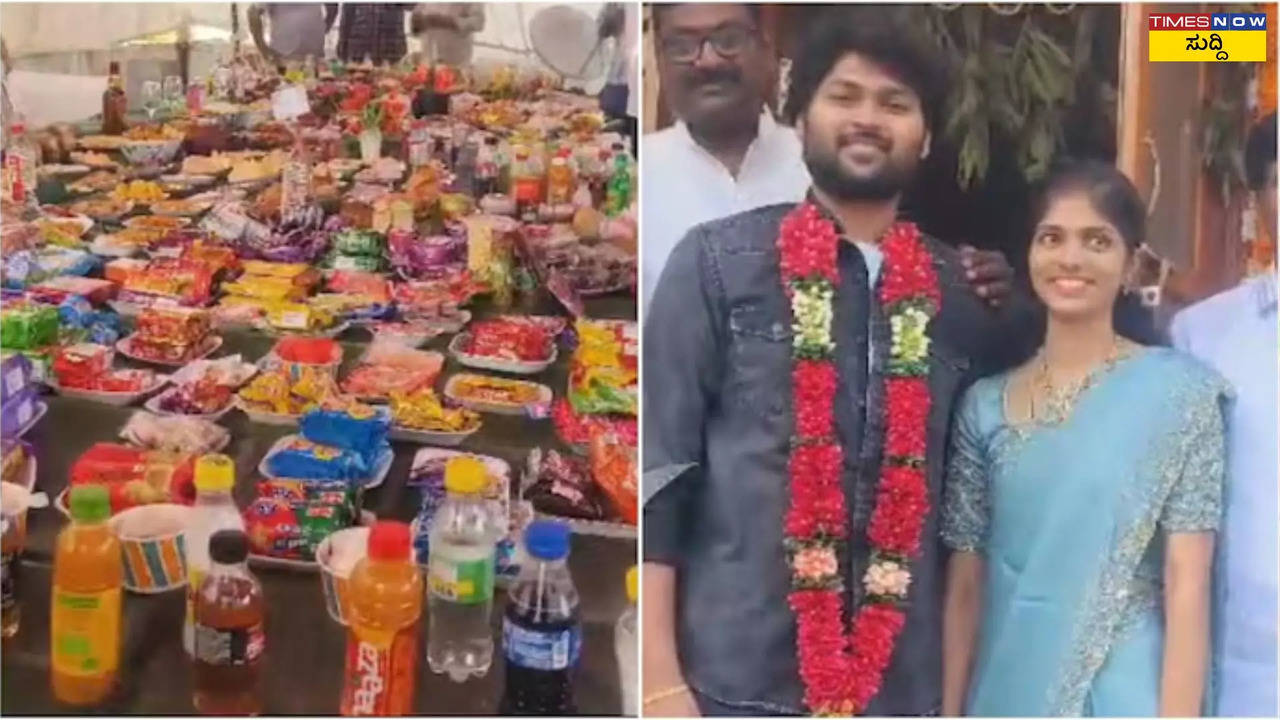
left=444, top=456, right=487, bottom=495
left=209, top=529, right=250, bottom=564
left=625, top=566, right=637, bottom=604
left=194, top=454, right=235, bottom=492
left=523, top=520, right=570, bottom=561
left=367, top=521, right=411, bottom=561
left=69, top=484, right=110, bottom=523
left=9, top=123, right=24, bottom=135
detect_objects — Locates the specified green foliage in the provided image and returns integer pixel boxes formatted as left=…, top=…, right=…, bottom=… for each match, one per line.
left=910, top=4, right=1113, bottom=189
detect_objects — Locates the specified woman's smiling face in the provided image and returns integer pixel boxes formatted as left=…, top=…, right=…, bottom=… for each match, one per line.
left=1028, top=190, right=1134, bottom=323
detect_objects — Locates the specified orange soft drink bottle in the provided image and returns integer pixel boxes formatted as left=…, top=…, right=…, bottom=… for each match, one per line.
left=339, top=521, right=423, bottom=716
left=50, top=484, right=123, bottom=705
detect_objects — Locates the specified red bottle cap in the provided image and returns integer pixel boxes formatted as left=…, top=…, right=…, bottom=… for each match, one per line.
left=367, top=521, right=411, bottom=561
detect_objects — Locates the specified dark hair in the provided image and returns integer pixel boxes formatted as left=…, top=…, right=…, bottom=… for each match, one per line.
left=651, top=3, right=762, bottom=35
left=1245, top=112, right=1277, bottom=191
left=1026, top=159, right=1166, bottom=347
left=782, top=9, right=946, bottom=133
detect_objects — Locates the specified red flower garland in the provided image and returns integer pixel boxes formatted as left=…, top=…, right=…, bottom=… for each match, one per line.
left=778, top=203, right=940, bottom=715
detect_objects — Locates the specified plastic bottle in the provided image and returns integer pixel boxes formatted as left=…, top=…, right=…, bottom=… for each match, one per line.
left=340, top=521, right=422, bottom=716
left=511, top=146, right=542, bottom=219
left=616, top=566, right=638, bottom=716
left=281, top=131, right=313, bottom=218
left=500, top=521, right=581, bottom=715
left=184, top=454, right=245, bottom=657
left=546, top=149, right=576, bottom=205
left=427, top=457, right=500, bottom=681
left=605, top=147, right=633, bottom=217
left=50, top=485, right=122, bottom=706
left=1, top=514, right=19, bottom=639
left=4, top=121, right=39, bottom=207
left=192, top=529, right=264, bottom=715
left=102, top=62, right=128, bottom=135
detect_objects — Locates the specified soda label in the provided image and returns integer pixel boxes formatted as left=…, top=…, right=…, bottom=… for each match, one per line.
left=194, top=622, right=265, bottom=665
left=341, top=626, right=418, bottom=716
left=502, top=618, right=581, bottom=671
left=428, top=553, right=493, bottom=605
left=51, top=587, right=121, bottom=677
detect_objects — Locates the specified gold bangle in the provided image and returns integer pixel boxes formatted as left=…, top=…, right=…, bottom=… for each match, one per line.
left=643, top=684, right=690, bottom=707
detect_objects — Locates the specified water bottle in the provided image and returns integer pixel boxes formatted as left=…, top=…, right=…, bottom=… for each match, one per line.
left=426, top=457, right=501, bottom=681
left=500, top=521, right=580, bottom=715
left=616, top=566, right=638, bottom=716
left=4, top=120, right=39, bottom=208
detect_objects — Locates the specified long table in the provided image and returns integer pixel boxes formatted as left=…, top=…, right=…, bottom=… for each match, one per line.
left=1, top=291, right=637, bottom=715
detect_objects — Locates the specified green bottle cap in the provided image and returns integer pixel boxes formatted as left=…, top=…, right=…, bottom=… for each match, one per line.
left=69, top=484, right=110, bottom=523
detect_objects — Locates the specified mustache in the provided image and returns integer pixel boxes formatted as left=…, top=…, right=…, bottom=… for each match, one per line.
left=683, top=68, right=742, bottom=89
left=836, top=129, right=891, bottom=152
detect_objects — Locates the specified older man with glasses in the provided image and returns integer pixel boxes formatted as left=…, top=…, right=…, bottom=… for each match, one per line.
left=641, top=4, right=809, bottom=312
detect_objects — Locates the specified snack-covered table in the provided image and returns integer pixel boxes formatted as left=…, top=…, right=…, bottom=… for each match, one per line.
left=1, top=294, right=634, bottom=715
left=1, top=58, right=638, bottom=715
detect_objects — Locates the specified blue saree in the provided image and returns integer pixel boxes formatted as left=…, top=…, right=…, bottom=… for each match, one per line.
left=942, top=347, right=1232, bottom=717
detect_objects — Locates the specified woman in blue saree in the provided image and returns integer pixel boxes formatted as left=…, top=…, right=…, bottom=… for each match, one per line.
left=941, top=161, right=1230, bottom=717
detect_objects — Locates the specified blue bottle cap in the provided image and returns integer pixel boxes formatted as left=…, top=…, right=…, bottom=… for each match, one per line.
left=524, top=520, right=570, bottom=561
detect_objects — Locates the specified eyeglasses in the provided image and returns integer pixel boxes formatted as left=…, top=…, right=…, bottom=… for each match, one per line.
left=660, top=23, right=756, bottom=63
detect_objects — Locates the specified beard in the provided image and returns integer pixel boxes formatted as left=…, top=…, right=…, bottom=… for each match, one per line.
left=803, top=136, right=919, bottom=201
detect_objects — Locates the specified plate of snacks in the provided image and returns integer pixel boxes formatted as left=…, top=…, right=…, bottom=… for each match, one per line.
left=39, top=164, right=91, bottom=180
left=444, top=373, right=553, bottom=416
left=448, top=333, right=557, bottom=375
left=551, top=397, right=637, bottom=454
left=77, top=135, right=132, bottom=151
left=111, top=180, right=169, bottom=204
left=123, top=214, right=191, bottom=231
left=341, top=344, right=443, bottom=401
left=50, top=343, right=171, bottom=405
left=150, top=198, right=214, bottom=217
left=70, top=151, right=120, bottom=170
left=69, top=197, right=134, bottom=222
left=121, top=139, right=183, bottom=166
left=35, top=214, right=94, bottom=247
left=120, top=410, right=230, bottom=454
left=144, top=356, right=256, bottom=418
left=387, top=388, right=482, bottom=446
left=68, top=171, right=121, bottom=195
left=258, top=403, right=393, bottom=489
left=236, top=364, right=341, bottom=424
left=116, top=306, right=221, bottom=367
left=180, top=155, right=232, bottom=176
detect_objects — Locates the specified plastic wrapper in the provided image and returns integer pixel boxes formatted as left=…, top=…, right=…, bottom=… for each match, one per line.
left=326, top=252, right=384, bottom=273
left=298, top=405, right=390, bottom=455
left=121, top=265, right=215, bottom=306
left=158, top=375, right=233, bottom=414
left=589, top=435, right=637, bottom=525
left=238, top=366, right=344, bottom=415
left=1, top=354, right=34, bottom=403
left=265, top=436, right=381, bottom=483
left=120, top=411, right=230, bottom=454
left=258, top=477, right=355, bottom=514
left=241, top=261, right=320, bottom=282
left=4, top=249, right=99, bottom=290
left=341, top=345, right=443, bottom=400
left=524, top=448, right=608, bottom=521
left=0, top=303, right=59, bottom=350
left=244, top=496, right=350, bottom=561
left=463, top=316, right=557, bottom=362
left=223, top=275, right=309, bottom=302
left=29, top=277, right=117, bottom=306
left=1, top=438, right=33, bottom=488
left=388, top=230, right=465, bottom=278
left=133, top=306, right=212, bottom=358
left=68, top=443, right=197, bottom=513
left=326, top=270, right=392, bottom=303
left=389, top=389, right=480, bottom=432
left=568, top=319, right=638, bottom=416
left=551, top=397, right=637, bottom=448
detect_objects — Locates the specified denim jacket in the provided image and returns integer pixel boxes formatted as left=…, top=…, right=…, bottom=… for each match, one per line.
left=643, top=202, right=1027, bottom=715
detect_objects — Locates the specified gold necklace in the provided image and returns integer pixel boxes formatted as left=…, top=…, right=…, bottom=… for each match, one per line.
left=1029, top=336, right=1129, bottom=426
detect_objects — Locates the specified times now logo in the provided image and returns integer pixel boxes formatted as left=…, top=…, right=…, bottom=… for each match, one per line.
left=1148, top=13, right=1268, bottom=30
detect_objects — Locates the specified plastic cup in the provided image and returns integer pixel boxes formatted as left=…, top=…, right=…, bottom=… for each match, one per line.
left=316, top=526, right=370, bottom=625
left=109, top=503, right=193, bottom=593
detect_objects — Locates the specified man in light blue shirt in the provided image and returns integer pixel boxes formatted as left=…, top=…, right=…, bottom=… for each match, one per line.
left=1171, top=112, right=1277, bottom=717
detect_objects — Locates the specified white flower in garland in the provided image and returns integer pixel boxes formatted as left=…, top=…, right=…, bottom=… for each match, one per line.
left=791, top=282, right=835, bottom=355
left=863, top=559, right=912, bottom=598
left=890, top=306, right=931, bottom=365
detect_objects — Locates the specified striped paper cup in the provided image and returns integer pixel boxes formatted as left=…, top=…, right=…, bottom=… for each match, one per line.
left=316, top=526, right=370, bottom=625
left=109, top=504, right=193, bottom=594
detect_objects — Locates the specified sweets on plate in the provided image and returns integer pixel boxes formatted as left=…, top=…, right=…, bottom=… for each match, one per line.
left=111, top=180, right=169, bottom=203
left=120, top=263, right=215, bottom=306
left=551, top=397, right=637, bottom=448
left=523, top=448, right=608, bottom=521
left=390, top=389, right=480, bottom=433
left=589, top=434, right=637, bottom=525
left=244, top=496, right=349, bottom=561
left=120, top=411, right=230, bottom=454
left=447, top=373, right=546, bottom=408
left=568, top=319, right=637, bottom=416
left=124, top=306, right=214, bottom=364
left=237, top=364, right=343, bottom=416
left=68, top=443, right=196, bottom=513
left=461, top=316, right=558, bottom=363
left=53, top=343, right=158, bottom=392
left=341, top=345, right=443, bottom=400
left=298, top=403, right=390, bottom=456
left=264, top=435, right=378, bottom=482
left=0, top=303, right=59, bottom=350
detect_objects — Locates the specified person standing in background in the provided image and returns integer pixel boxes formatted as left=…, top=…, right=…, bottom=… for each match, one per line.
left=1170, top=112, right=1278, bottom=718
left=599, top=2, right=639, bottom=154
left=410, top=3, right=485, bottom=67
left=248, top=4, right=336, bottom=65
left=336, top=4, right=414, bottom=66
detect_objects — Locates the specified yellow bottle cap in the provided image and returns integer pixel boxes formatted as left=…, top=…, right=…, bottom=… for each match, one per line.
left=625, top=566, right=637, bottom=604
left=194, top=454, right=235, bottom=492
left=444, top=456, right=487, bottom=495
